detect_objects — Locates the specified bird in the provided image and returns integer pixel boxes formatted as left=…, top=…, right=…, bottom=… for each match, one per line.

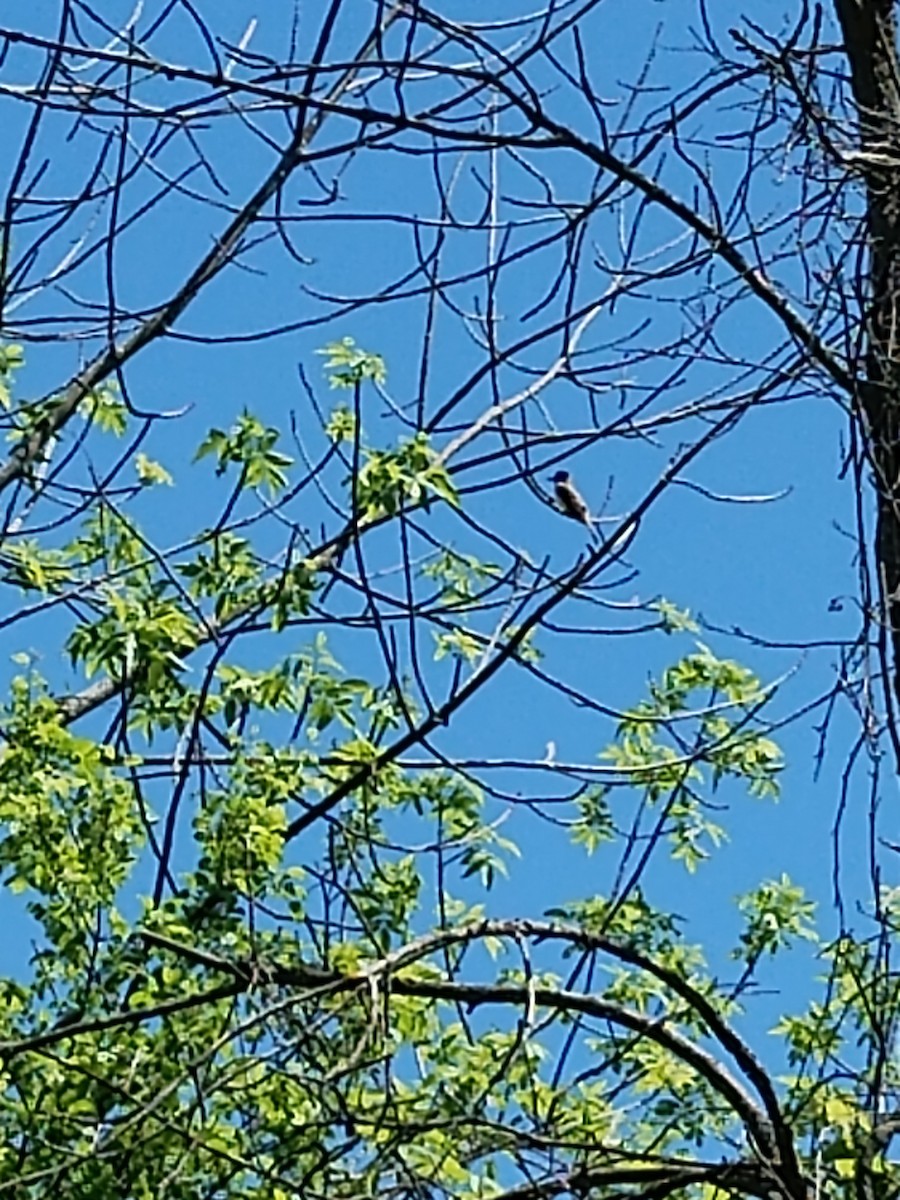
left=552, top=470, right=596, bottom=538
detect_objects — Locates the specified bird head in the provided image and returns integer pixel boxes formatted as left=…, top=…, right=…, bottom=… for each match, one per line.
left=552, top=470, right=570, bottom=484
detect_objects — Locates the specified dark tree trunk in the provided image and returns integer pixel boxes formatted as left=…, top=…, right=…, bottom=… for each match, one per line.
left=835, top=0, right=900, bottom=701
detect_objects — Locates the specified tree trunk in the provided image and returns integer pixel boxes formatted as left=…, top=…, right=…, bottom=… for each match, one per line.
left=835, top=0, right=900, bottom=701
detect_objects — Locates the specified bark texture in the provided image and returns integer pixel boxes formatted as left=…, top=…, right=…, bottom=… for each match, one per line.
left=835, top=0, right=900, bottom=700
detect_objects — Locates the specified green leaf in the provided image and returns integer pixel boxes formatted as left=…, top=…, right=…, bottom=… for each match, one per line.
left=135, top=453, right=173, bottom=486
left=318, top=337, right=386, bottom=388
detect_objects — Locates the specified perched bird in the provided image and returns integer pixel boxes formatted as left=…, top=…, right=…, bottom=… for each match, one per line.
left=552, top=469, right=595, bottom=538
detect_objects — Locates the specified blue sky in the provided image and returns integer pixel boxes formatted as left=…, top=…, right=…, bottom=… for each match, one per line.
left=0, top=0, right=876, bottom=1069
